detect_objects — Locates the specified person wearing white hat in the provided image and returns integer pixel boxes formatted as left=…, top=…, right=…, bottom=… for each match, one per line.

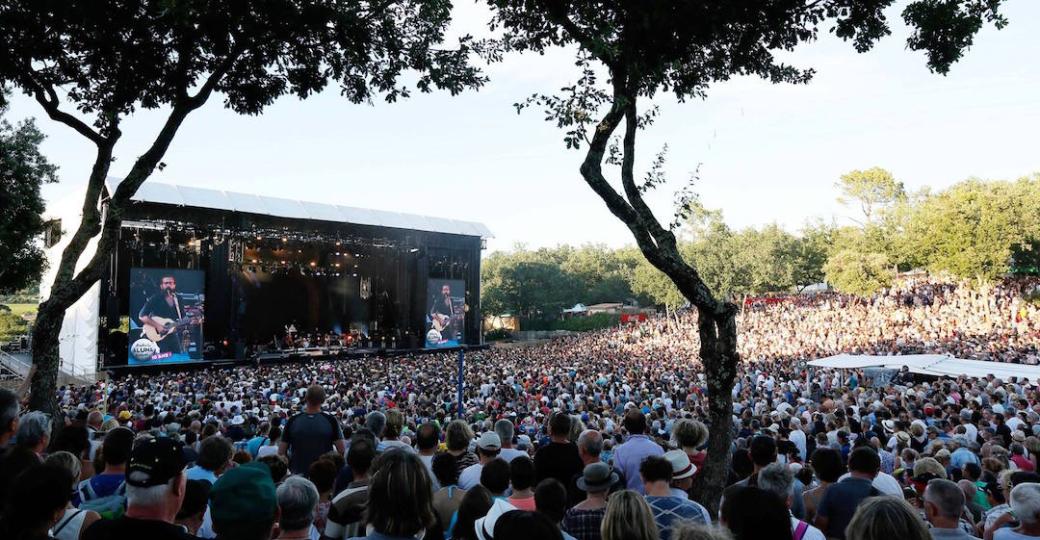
left=474, top=498, right=517, bottom=540
left=459, top=432, right=502, bottom=490
left=663, top=450, right=698, bottom=500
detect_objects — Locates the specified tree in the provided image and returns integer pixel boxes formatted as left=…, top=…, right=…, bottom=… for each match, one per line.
left=0, top=93, right=57, bottom=294
left=488, top=0, right=1006, bottom=511
left=0, top=0, right=483, bottom=414
left=824, top=249, right=892, bottom=296
left=836, top=167, right=906, bottom=224
left=912, top=177, right=1039, bottom=278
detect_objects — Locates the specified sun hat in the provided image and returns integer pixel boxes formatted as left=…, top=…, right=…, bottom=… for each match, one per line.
left=576, top=462, right=619, bottom=493
left=474, top=498, right=517, bottom=540
left=664, top=449, right=696, bottom=480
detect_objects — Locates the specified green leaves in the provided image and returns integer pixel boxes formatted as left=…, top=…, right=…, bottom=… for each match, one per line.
left=0, top=97, right=57, bottom=294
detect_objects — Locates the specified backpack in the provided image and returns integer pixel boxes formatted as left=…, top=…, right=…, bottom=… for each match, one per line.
left=77, top=478, right=127, bottom=520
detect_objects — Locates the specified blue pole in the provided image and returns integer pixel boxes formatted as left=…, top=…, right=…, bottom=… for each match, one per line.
left=457, top=348, right=465, bottom=418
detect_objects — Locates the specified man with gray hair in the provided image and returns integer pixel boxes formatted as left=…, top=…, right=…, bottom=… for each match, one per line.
left=570, top=429, right=625, bottom=505
left=923, top=478, right=979, bottom=540
left=757, top=463, right=825, bottom=540
left=17, top=410, right=51, bottom=457
left=277, top=476, right=319, bottom=539
left=1006, top=482, right=1040, bottom=537
left=82, top=438, right=193, bottom=540
left=495, top=419, right=525, bottom=462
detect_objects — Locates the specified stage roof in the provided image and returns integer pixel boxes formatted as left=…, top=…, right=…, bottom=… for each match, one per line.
left=106, top=178, right=493, bottom=239
left=808, top=354, right=1040, bottom=382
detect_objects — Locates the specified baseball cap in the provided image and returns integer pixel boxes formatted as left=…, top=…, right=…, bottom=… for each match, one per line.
left=210, top=462, right=278, bottom=526
left=126, top=438, right=189, bottom=487
left=477, top=432, right=502, bottom=451
left=118, top=410, right=132, bottom=421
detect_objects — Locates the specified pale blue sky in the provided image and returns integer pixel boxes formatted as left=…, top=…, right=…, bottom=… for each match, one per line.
left=10, top=1, right=1040, bottom=253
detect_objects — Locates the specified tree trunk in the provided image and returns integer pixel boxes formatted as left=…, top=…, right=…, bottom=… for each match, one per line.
left=689, top=304, right=739, bottom=517
left=28, top=298, right=64, bottom=415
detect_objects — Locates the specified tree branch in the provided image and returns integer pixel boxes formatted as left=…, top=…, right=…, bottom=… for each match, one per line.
left=23, top=70, right=105, bottom=145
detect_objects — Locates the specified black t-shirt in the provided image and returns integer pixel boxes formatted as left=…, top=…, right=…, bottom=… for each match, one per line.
left=142, top=293, right=181, bottom=322
left=534, top=442, right=584, bottom=496
left=282, top=411, right=344, bottom=475
left=83, top=517, right=199, bottom=540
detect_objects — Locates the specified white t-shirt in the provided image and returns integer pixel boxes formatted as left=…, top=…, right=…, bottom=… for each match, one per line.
left=458, top=463, right=483, bottom=490
left=499, top=448, right=527, bottom=463
left=836, top=471, right=902, bottom=496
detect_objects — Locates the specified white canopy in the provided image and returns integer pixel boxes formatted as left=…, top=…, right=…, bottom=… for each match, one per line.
left=808, top=354, right=1040, bottom=383
left=106, top=178, right=493, bottom=238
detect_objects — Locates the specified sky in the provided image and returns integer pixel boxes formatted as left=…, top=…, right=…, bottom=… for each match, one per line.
left=8, top=1, right=1040, bottom=254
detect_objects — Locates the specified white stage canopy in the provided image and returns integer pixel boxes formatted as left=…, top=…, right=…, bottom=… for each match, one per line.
left=808, top=354, right=1040, bottom=383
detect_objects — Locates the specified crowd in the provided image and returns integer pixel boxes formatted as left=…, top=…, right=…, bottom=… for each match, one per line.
left=0, top=276, right=1039, bottom=540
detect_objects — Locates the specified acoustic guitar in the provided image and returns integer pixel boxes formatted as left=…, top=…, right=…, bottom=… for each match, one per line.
left=141, top=315, right=202, bottom=343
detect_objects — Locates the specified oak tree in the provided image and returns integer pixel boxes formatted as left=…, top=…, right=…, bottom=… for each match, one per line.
left=487, top=0, right=1006, bottom=511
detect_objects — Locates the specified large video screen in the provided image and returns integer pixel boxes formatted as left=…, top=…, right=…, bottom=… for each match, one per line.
left=128, top=268, right=205, bottom=365
left=426, top=279, right=465, bottom=348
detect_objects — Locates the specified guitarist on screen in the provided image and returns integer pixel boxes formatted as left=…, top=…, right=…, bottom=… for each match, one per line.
left=139, top=275, right=186, bottom=355
left=430, top=283, right=456, bottom=337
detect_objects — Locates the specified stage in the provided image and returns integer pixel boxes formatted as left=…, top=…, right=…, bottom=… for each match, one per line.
left=45, top=178, right=491, bottom=376
left=103, top=343, right=490, bottom=376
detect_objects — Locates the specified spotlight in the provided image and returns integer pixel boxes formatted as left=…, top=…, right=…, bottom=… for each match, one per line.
left=409, top=248, right=419, bottom=253
left=310, top=261, right=317, bottom=267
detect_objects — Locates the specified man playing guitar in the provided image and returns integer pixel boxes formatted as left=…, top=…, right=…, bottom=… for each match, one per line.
left=139, top=275, right=194, bottom=355
left=430, top=283, right=459, bottom=338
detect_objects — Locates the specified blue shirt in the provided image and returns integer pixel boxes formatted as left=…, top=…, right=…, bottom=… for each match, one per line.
left=246, top=435, right=268, bottom=457
left=613, top=435, right=664, bottom=494
left=645, top=495, right=710, bottom=540
left=185, top=465, right=218, bottom=484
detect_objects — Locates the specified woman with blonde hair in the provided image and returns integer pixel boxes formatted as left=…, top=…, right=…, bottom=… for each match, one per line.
left=600, top=490, right=658, bottom=540
left=44, top=451, right=101, bottom=540
left=845, top=496, right=930, bottom=540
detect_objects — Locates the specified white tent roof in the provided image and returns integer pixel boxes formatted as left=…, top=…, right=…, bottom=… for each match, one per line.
left=107, top=178, right=493, bottom=238
left=808, top=354, right=1040, bottom=383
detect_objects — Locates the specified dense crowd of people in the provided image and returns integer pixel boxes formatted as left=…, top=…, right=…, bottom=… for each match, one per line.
left=1, top=276, right=1040, bottom=540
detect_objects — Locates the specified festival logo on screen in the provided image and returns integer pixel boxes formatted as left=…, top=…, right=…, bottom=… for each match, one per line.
left=426, top=279, right=465, bottom=348
left=128, top=268, right=206, bottom=365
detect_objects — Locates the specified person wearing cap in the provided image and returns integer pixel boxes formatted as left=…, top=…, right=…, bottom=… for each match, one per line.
left=562, top=462, right=616, bottom=540
left=279, top=385, right=345, bottom=476
left=459, top=432, right=502, bottom=490
left=209, top=461, right=279, bottom=540
left=570, top=430, right=625, bottom=506
left=641, top=455, right=709, bottom=540
left=82, top=438, right=196, bottom=540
